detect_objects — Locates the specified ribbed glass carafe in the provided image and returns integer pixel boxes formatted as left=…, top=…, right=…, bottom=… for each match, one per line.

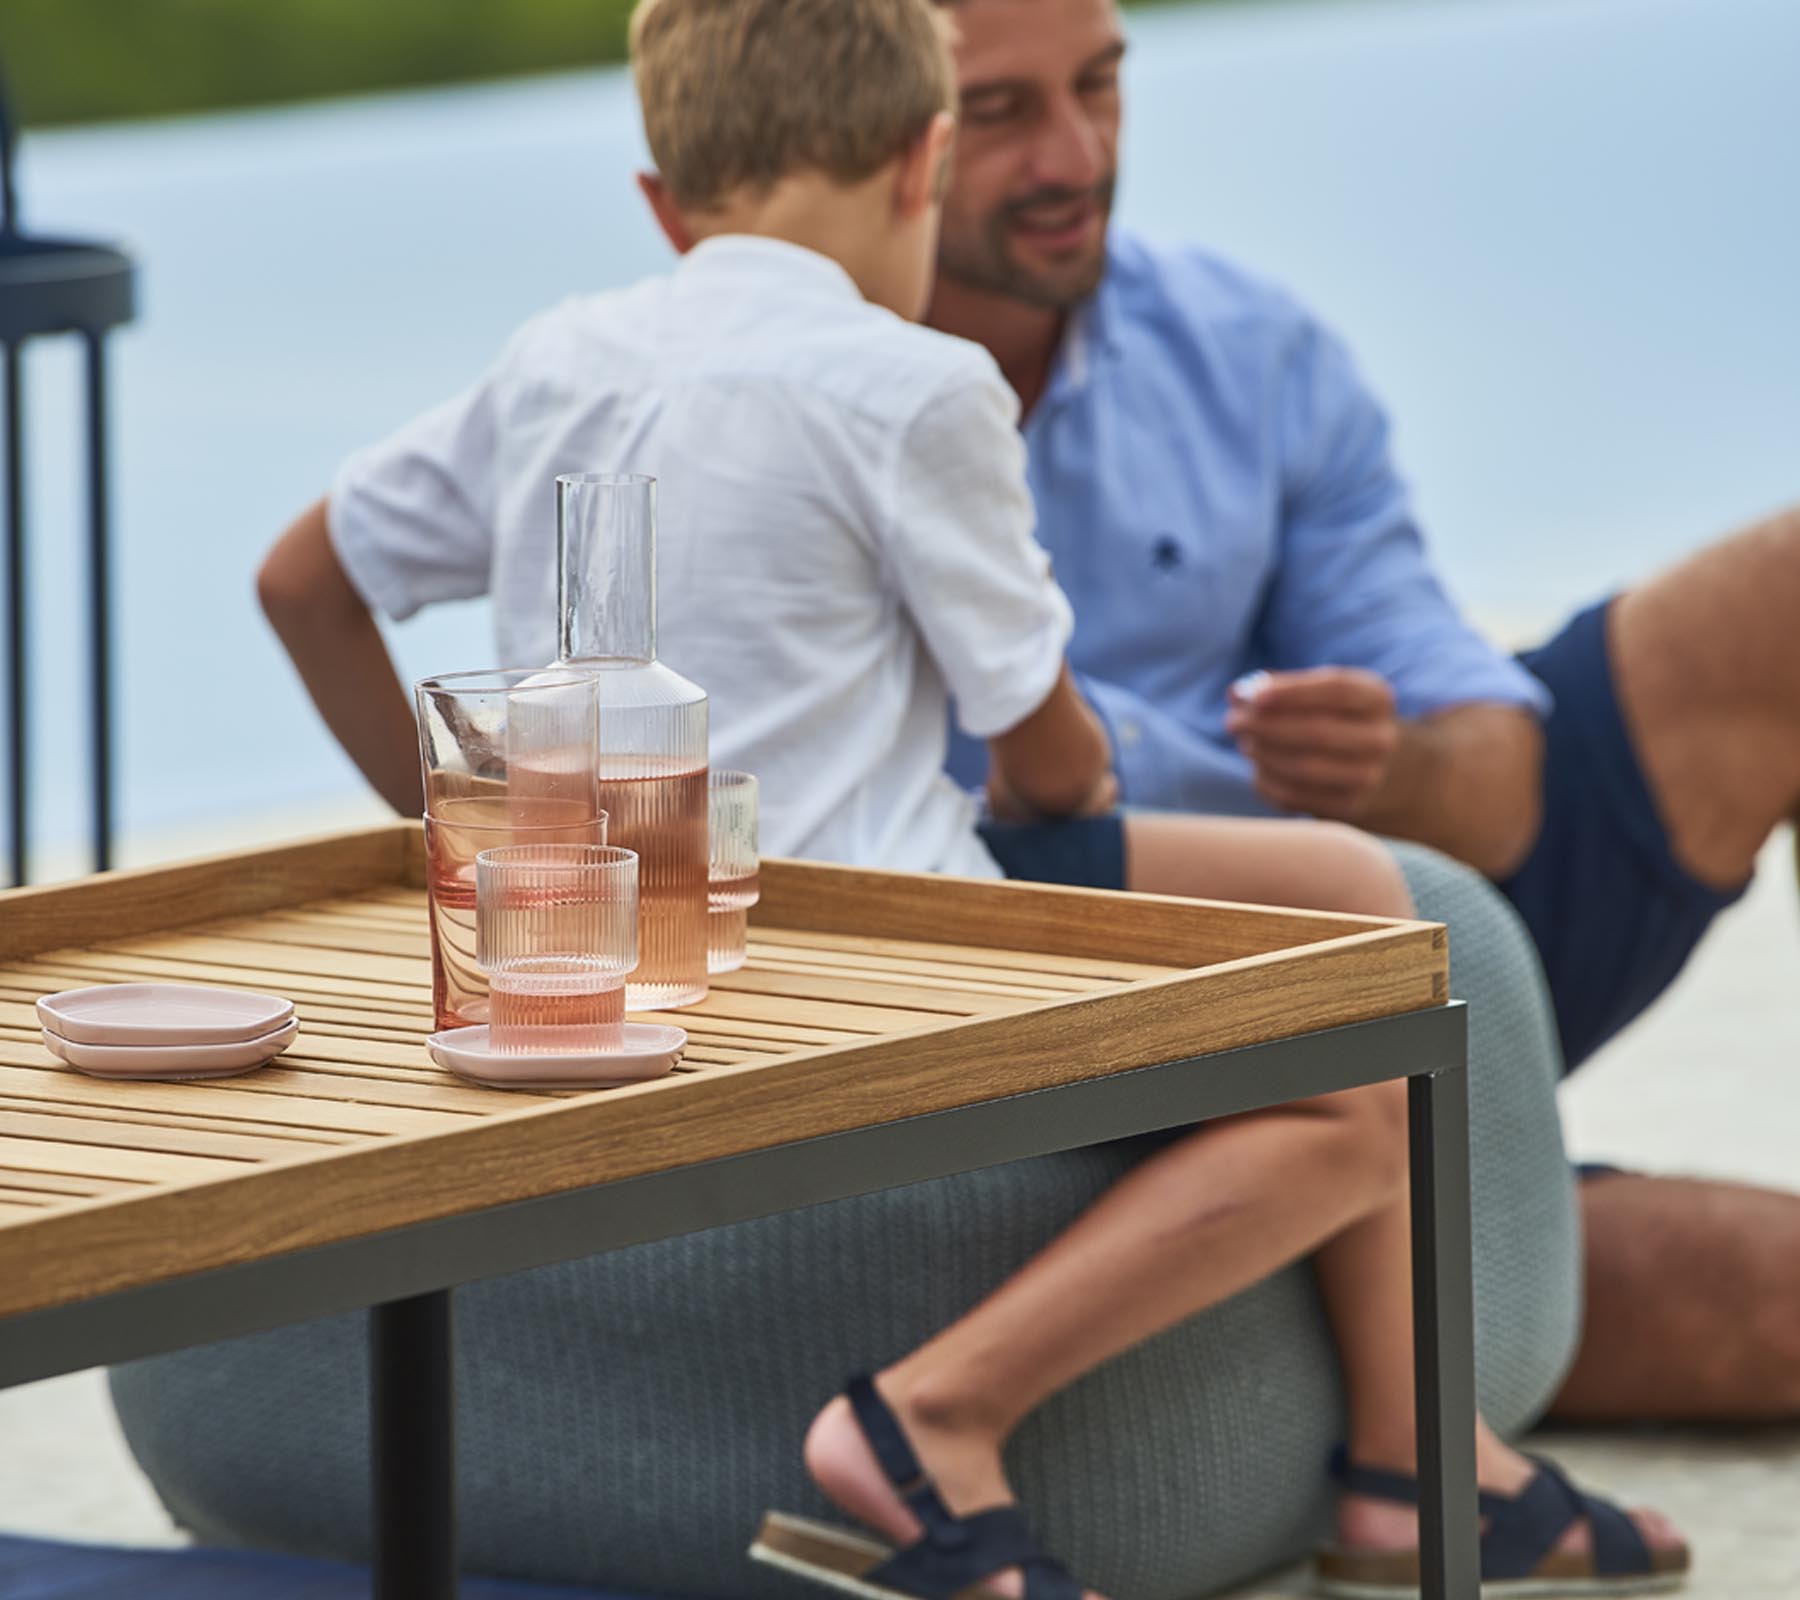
left=555, top=474, right=709, bottom=1010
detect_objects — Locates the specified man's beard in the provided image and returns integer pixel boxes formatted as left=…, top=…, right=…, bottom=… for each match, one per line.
left=937, top=177, right=1116, bottom=310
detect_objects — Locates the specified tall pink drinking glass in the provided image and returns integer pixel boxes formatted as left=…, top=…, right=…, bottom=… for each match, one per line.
left=477, top=845, right=638, bottom=1054
left=416, top=668, right=604, bottom=1030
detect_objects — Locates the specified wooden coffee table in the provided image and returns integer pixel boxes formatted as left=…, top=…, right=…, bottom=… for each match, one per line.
left=0, top=823, right=1478, bottom=1598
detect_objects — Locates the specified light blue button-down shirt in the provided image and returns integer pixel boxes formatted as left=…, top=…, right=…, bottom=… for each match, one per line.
left=946, top=229, right=1550, bottom=813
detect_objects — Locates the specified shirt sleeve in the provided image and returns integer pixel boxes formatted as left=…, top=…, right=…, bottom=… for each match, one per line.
left=326, top=357, right=509, bottom=622
left=883, top=373, right=1075, bottom=740
left=1257, top=318, right=1551, bottom=720
left=949, top=666, right=1277, bottom=815
left=1074, top=672, right=1269, bottom=812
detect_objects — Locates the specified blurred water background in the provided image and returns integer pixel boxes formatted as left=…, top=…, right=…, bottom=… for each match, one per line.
left=10, top=0, right=1799, bottom=876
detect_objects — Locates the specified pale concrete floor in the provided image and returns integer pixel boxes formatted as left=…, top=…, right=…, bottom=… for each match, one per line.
left=2, top=835, right=1796, bottom=1592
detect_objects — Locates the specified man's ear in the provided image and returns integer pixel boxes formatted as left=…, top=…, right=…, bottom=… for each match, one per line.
left=637, top=171, right=696, bottom=254
left=895, top=110, right=956, bottom=221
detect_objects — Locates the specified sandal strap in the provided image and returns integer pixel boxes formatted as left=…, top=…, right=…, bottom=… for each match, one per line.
left=1020, top=1552, right=1086, bottom=1600
left=844, top=1375, right=960, bottom=1542
left=1581, top=1492, right=1655, bottom=1577
left=1327, top=1448, right=1508, bottom=1518
left=844, top=1378, right=1085, bottom=1600
left=869, top=1506, right=1082, bottom=1600
left=1328, top=1447, right=1657, bottom=1584
left=1484, top=1456, right=1655, bottom=1580
left=1482, top=1457, right=1583, bottom=1579
left=845, top=1377, right=925, bottom=1492
left=1518, top=1455, right=1654, bottom=1580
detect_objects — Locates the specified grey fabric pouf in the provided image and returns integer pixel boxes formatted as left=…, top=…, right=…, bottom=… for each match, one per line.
left=111, top=843, right=1577, bottom=1600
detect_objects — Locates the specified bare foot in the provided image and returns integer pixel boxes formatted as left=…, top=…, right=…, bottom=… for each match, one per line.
left=803, top=1380, right=1106, bottom=1600
left=1335, top=1443, right=1687, bottom=1567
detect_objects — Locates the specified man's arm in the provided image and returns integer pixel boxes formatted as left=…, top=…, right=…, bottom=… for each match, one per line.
left=987, top=663, right=1115, bottom=820
left=256, top=498, right=423, bottom=817
left=1381, top=703, right=1544, bottom=877
left=1227, top=668, right=1543, bottom=878
left=1232, top=315, right=1551, bottom=878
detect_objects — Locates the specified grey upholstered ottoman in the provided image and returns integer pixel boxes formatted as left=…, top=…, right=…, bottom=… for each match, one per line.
left=110, top=843, right=1577, bottom=1600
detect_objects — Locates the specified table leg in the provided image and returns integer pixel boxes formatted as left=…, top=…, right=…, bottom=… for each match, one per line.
left=372, top=1289, right=457, bottom=1599
left=1408, top=1064, right=1481, bottom=1600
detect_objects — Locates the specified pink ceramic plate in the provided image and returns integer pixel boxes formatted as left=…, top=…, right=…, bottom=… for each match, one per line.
left=36, top=983, right=294, bottom=1047
left=426, top=1024, right=686, bottom=1091
left=41, top=1018, right=299, bottom=1080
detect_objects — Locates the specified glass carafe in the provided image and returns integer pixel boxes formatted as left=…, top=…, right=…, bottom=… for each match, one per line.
left=556, top=473, right=709, bottom=1010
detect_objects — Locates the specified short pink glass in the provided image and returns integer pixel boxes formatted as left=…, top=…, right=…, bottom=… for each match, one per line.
left=707, top=770, right=759, bottom=975
left=476, top=844, right=639, bottom=1055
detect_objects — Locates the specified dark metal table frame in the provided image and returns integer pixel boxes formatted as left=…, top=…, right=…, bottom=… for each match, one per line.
left=0, top=1003, right=1478, bottom=1600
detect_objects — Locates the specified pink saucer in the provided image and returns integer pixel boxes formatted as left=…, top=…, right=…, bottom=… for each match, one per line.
left=41, top=1018, right=299, bottom=1081
left=36, top=983, right=294, bottom=1047
left=426, top=1024, right=686, bottom=1091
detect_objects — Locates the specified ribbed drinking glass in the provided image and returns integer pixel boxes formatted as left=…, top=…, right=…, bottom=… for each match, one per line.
left=707, top=771, right=759, bottom=974
left=476, top=844, right=638, bottom=1054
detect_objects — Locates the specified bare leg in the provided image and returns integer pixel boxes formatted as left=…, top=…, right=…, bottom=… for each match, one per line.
left=804, top=1087, right=1685, bottom=1589
left=1611, top=503, right=1800, bottom=890
left=804, top=1083, right=1413, bottom=1597
left=1553, top=1174, right=1800, bottom=1422
left=1576, top=507, right=1800, bottom=1422
left=1122, top=812, right=1412, bottom=913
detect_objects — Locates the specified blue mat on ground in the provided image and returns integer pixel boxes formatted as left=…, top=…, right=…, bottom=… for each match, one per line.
left=0, top=1532, right=657, bottom=1600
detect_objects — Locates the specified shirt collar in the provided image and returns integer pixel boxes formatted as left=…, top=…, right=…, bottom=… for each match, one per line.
left=675, top=233, right=865, bottom=304
left=1035, top=238, right=1126, bottom=414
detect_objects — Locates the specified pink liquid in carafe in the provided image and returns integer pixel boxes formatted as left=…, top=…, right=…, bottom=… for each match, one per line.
left=597, top=765, right=709, bottom=1010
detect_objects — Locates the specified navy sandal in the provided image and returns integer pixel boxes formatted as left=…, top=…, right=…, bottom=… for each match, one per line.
left=750, top=1375, right=1087, bottom=1600
left=1315, top=1451, right=1689, bottom=1598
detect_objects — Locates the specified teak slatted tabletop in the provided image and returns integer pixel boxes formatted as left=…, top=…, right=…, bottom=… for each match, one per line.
left=0, top=823, right=1482, bottom=1600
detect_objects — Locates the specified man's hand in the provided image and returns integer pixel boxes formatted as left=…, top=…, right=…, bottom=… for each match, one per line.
left=1225, top=667, right=1399, bottom=820
left=1228, top=668, right=1545, bottom=877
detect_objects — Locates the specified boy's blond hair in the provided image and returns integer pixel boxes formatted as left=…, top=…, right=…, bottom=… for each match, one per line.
left=630, top=0, right=956, bottom=213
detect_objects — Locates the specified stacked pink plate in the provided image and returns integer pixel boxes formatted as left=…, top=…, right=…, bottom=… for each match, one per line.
left=36, top=983, right=298, bottom=1081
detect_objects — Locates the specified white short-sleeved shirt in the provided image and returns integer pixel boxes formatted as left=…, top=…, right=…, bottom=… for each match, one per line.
left=329, top=235, right=1072, bottom=877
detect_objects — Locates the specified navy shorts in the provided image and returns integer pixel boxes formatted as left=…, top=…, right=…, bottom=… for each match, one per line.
left=1498, top=599, right=1748, bottom=1072
left=978, top=814, right=1128, bottom=891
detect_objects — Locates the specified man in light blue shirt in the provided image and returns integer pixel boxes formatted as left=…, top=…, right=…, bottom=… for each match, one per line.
left=947, top=227, right=1550, bottom=820
left=932, top=0, right=1800, bottom=1425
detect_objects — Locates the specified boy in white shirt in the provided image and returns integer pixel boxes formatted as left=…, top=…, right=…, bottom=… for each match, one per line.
left=257, top=0, right=1682, bottom=1593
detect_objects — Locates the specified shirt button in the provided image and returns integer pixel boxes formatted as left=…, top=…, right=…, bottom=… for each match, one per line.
left=1119, top=720, right=1143, bottom=748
